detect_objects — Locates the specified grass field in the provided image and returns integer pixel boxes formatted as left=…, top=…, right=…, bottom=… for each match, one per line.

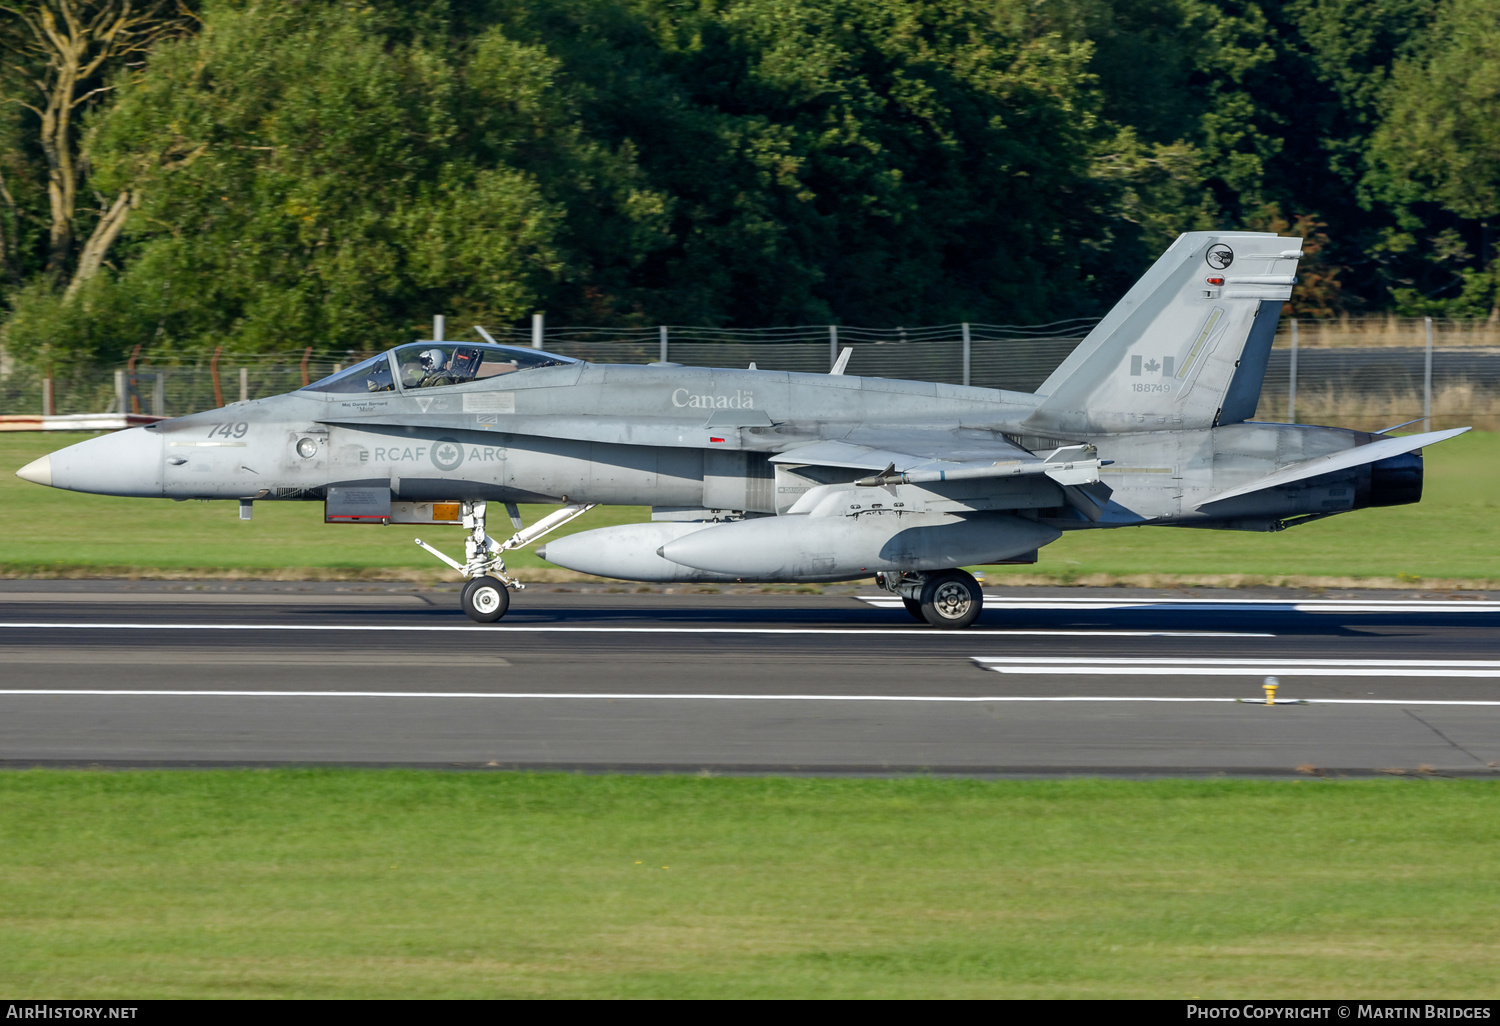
left=1, top=772, right=1496, bottom=998
left=2, top=430, right=1497, bottom=583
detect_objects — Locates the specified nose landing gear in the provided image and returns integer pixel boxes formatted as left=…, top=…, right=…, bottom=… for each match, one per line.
left=416, top=500, right=595, bottom=622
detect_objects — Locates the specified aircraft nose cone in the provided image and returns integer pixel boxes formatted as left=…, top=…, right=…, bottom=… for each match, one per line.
left=14, top=455, right=51, bottom=486
left=42, top=427, right=164, bottom=497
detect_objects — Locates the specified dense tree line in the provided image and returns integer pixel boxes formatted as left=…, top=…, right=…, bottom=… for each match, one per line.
left=0, top=0, right=1496, bottom=368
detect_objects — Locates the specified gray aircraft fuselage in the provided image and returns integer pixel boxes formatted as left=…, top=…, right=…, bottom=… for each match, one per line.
left=16, top=230, right=1467, bottom=623
left=36, top=362, right=1411, bottom=527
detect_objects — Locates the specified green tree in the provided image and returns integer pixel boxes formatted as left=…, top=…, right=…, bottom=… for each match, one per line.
left=11, top=0, right=1486, bottom=378
left=1367, top=0, right=1500, bottom=315
left=486, top=0, right=1113, bottom=324
left=6, top=1, right=581, bottom=364
left=1035, top=0, right=1291, bottom=298
left=0, top=0, right=195, bottom=292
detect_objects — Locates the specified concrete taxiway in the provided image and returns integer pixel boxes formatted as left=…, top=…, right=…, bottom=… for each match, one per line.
left=1, top=581, right=1497, bottom=776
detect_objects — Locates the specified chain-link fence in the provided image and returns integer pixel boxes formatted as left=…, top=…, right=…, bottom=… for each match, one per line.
left=3, top=316, right=1497, bottom=430
left=499, top=320, right=1101, bottom=393
left=1255, top=317, right=1500, bottom=431
left=0, top=349, right=353, bottom=423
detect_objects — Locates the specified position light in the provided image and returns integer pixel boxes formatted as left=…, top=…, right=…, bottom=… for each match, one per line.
left=296, top=437, right=318, bottom=458
left=1205, top=276, right=1225, bottom=286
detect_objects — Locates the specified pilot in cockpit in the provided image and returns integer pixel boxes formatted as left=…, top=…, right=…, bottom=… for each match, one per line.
left=417, top=349, right=457, bottom=388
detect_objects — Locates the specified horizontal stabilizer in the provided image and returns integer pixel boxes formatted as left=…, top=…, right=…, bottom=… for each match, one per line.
left=1197, top=428, right=1469, bottom=509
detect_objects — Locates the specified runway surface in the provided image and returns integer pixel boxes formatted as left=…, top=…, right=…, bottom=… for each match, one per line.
left=1, top=581, right=1498, bottom=776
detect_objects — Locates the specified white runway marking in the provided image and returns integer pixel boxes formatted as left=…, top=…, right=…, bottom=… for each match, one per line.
left=861, top=596, right=1500, bottom=614
left=0, top=622, right=1270, bottom=638
left=3, top=689, right=1500, bottom=707
left=0, top=592, right=431, bottom=606
left=0, top=648, right=511, bottom=666
left=973, top=656, right=1500, bottom=678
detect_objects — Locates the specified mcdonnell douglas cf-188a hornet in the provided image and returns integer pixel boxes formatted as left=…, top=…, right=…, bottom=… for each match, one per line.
left=16, top=231, right=1469, bottom=627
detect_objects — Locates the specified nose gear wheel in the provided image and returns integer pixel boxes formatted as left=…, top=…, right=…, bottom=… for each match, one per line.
left=414, top=500, right=595, bottom=622
left=460, top=576, right=484, bottom=611
left=463, top=575, right=509, bottom=622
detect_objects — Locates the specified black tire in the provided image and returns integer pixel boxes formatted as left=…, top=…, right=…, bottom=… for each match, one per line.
left=919, top=570, right=983, bottom=629
left=461, top=577, right=481, bottom=608
left=463, top=575, right=510, bottom=623
left=901, top=595, right=926, bottom=622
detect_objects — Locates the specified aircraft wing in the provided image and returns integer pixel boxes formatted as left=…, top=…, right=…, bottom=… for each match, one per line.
left=1196, top=427, right=1470, bottom=509
left=769, top=431, right=1037, bottom=473
left=771, top=431, right=1126, bottom=522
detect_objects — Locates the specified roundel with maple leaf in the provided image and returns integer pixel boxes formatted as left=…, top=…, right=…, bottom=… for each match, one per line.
left=430, top=438, right=465, bottom=472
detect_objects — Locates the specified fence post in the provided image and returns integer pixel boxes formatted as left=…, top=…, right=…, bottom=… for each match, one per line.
left=127, top=343, right=142, bottom=415
left=210, top=346, right=224, bottom=408
left=300, top=347, right=312, bottom=387
left=114, top=369, right=126, bottom=415
left=1424, top=315, right=1434, bottom=430
left=829, top=326, right=838, bottom=371
left=239, top=367, right=249, bottom=403
left=961, top=322, right=971, bottom=387
left=152, top=372, right=166, bottom=418
left=433, top=314, right=445, bottom=342
left=659, top=325, right=668, bottom=363
left=1288, top=318, right=1298, bottom=423
left=532, top=312, right=544, bottom=349
left=42, top=373, right=53, bottom=416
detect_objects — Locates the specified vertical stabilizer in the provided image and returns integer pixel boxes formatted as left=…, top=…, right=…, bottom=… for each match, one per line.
left=1023, top=232, right=1301, bottom=434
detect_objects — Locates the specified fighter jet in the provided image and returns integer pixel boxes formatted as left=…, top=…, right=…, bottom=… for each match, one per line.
left=15, top=231, right=1468, bottom=627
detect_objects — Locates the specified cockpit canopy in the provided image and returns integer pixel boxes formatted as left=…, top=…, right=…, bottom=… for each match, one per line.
left=305, top=342, right=579, bottom=394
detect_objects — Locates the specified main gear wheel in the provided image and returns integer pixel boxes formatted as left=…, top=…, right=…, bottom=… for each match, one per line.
left=918, top=569, right=983, bottom=629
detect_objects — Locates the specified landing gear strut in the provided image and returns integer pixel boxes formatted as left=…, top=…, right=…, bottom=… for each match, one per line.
left=416, top=501, right=595, bottom=622
left=877, top=569, right=985, bottom=629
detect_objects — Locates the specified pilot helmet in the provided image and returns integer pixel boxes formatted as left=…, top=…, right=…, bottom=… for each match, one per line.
left=418, top=349, right=446, bottom=371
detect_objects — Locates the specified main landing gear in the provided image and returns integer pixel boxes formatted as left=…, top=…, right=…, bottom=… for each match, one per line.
left=877, top=569, right=985, bottom=629
left=416, top=501, right=594, bottom=622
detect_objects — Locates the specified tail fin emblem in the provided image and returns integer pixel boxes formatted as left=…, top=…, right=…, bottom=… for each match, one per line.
left=1206, top=244, right=1234, bottom=269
